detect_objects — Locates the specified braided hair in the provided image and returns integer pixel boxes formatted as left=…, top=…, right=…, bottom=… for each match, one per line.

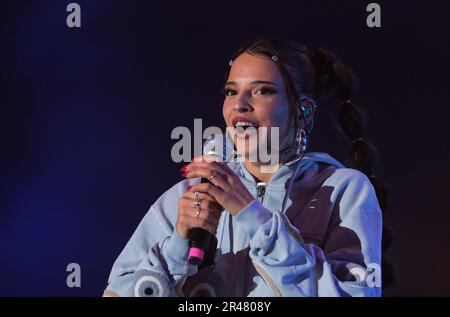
left=226, top=38, right=394, bottom=291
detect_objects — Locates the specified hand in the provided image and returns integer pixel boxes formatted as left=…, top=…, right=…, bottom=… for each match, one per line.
left=181, top=156, right=255, bottom=216
left=176, top=189, right=223, bottom=239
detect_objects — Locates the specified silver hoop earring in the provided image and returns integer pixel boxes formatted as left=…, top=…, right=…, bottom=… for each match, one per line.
left=295, top=128, right=308, bottom=156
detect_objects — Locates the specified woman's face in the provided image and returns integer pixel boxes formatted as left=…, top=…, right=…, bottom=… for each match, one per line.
left=223, top=52, right=292, bottom=161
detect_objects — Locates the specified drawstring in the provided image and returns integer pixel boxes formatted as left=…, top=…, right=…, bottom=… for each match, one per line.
left=281, top=151, right=307, bottom=214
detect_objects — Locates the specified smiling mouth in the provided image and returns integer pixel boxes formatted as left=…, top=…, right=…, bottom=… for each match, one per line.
left=235, top=121, right=258, bottom=129
left=234, top=122, right=260, bottom=139
left=232, top=117, right=259, bottom=131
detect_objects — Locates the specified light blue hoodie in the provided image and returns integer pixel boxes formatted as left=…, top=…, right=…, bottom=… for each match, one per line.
left=104, top=152, right=382, bottom=297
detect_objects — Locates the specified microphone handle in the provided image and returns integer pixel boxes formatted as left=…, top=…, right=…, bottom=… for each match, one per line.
left=187, top=178, right=212, bottom=265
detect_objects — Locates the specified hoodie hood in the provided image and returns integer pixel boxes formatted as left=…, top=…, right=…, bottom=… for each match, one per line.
left=229, top=151, right=345, bottom=190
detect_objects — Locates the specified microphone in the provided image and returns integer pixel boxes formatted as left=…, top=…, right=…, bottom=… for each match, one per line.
left=187, top=133, right=233, bottom=265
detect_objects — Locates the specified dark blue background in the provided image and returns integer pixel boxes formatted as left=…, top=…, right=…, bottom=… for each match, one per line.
left=1, top=0, right=449, bottom=296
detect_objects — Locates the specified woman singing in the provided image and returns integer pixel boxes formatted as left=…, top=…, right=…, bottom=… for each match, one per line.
left=103, top=39, right=391, bottom=297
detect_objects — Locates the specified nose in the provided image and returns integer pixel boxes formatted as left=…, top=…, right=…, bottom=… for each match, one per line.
left=233, top=93, right=253, bottom=113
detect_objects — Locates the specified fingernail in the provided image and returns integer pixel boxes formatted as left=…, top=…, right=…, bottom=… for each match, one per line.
left=181, top=165, right=187, bottom=172
left=182, top=172, right=188, bottom=177
left=187, top=185, right=193, bottom=190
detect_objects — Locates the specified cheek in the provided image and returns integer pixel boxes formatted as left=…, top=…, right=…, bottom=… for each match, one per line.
left=266, top=102, right=291, bottom=132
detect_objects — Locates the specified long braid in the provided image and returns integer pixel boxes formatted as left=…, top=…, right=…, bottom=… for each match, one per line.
left=311, top=48, right=394, bottom=291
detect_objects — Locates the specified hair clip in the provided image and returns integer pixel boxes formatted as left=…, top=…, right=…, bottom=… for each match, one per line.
left=352, top=137, right=363, bottom=144
left=229, top=59, right=234, bottom=66
left=271, top=55, right=279, bottom=62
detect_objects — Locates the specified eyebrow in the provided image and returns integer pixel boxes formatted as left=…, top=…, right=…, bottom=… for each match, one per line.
left=225, top=80, right=277, bottom=86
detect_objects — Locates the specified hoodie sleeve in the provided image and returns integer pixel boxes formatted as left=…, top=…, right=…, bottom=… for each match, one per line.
left=103, top=180, right=198, bottom=297
left=233, top=168, right=382, bottom=297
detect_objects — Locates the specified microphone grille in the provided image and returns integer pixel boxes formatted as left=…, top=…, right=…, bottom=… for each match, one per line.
left=203, top=134, right=233, bottom=162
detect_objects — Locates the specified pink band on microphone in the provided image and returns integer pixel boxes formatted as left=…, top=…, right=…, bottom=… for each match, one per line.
left=188, top=247, right=205, bottom=261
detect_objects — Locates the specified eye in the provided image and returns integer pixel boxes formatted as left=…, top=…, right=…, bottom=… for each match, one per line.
left=222, top=87, right=237, bottom=96
left=254, top=86, right=277, bottom=95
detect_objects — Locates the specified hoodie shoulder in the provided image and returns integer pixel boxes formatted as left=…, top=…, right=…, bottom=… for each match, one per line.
left=324, top=167, right=381, bottom=212
left=328, top=167, right=372, bottom=188
left=304, top=152, right=376, bottom=198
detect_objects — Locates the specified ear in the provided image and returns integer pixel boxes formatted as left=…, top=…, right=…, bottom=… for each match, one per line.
left=298, top=98, right=317, bottom=127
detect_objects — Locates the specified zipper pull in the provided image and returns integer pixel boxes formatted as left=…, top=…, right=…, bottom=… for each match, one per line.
left=256, top=182, right=267, bottom=203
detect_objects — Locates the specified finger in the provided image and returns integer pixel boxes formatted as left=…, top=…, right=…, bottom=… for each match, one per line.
left=193, top=155, right=221, bottom=163
left=209, top=161, right=235, bottom=178
left=183, top=214, right=219, bottom=235
left=199, top=199, right=223, bottom=215
left=191, top=199, right=222, bottom=219
left=180, top=199, right=222, bottom=220
left=188, top=161, right=230, bottom=176
left=189, top=182, right=225, bottom=205
left=188, top=161, right=236, bottom=185
left=183, top=191, right=217, bottom=203
left=185, top=167, right=229, bottom=191
left=216, top=161, right=238, bottom=178
left=179, top=197, right=223, bottom=218
left=181, top=198, right=222, bottom=217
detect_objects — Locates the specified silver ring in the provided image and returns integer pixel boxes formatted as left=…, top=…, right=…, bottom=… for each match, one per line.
left=193, top=191, right=200, bottom=201
left=209, top=171, right=217, bottom=181
left=193, top=191, right=201, bottom=217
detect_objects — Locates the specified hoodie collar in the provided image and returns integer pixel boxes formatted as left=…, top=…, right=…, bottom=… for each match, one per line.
left=231, top=152, right=345, bottom=188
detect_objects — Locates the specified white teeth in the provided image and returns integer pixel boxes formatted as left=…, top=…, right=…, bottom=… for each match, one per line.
left=235, top=121, right=258, bottom=128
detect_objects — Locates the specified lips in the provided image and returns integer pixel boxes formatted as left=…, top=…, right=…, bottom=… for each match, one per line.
left=231, top=116, right=259, bottom=129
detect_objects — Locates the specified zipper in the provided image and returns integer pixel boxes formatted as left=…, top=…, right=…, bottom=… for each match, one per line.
left=251, top=182, right=305, bottom=297
left=253, top=181, right=283, bottom=296
left=256, top=182, right=266, bottom=203
left=280, top=212, right=305, bottom=245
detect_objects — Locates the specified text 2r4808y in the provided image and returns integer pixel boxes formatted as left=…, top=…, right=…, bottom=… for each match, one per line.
left=221, top=301, right=271, bottom=312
